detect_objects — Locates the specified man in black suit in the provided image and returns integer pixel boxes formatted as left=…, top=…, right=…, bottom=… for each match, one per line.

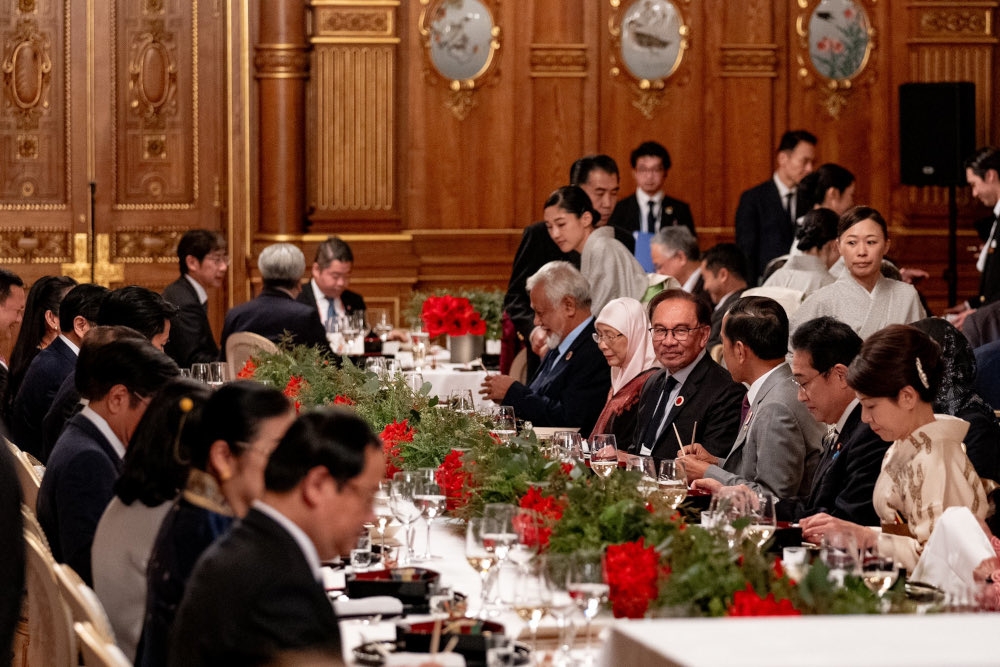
left=735, top=129, right=817, bottom=283
left=701, top=243, right=749, bottom=351
left=632, top=289, right=745, bottom=460
left=40, top=287, right=176, bottom=460
left=171, top=408, right=382, bottom=665
left=162, top=229, right=228, bottom=367
left=503, top=155, right=632, bottom=377
left=221, top=243, right=328, bottom=358
left=297, top=236, right=366, bottom=331
left=950, top=147, right=1000, bottom=330
left=483, top=261, right=610, bottom=434
left=787, top=317, right=889, bottom=529
left=0, top=270, right=26, bottom=408
left=609, top=140, right=695, bottom=239
left=36, top=336, right=177, bottom=585
left=9, top=283, right=108, bottom=460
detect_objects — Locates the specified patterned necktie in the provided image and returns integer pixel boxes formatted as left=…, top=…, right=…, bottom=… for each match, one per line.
left=740, top=395, right=751, bottom=425
left=326, top=298, right=336, bottom=327
left=641, top=375, right=679, bottom=451
left=822, top=425, right=839, bottom=452
left=646, top=200, right=657, bottom=234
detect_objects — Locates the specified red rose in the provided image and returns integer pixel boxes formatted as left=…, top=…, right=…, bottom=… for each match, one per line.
left=380, top=419, right=415, bottom=478
left=604, top=538, right=662, bottom=618
left=236, top=359, right=256, bottom=379
left=436, top=449, right=472, bottom=511
left=727, top=583, right=800, bottom=617
left=333, top=395, right=355, bottom=406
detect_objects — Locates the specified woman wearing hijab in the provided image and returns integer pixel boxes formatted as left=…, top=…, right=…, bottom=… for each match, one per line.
left=589, top=297, right=660, bottom=451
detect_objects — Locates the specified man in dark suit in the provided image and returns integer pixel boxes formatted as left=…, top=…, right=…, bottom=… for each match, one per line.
left=701, top=243, right=749, bottom=351
left=170, top=408, right=382, bottom=666
left=950, top=147, right=1000, bottom=330
left=787, top=317, right=889, bottom=529
left=632, top=289, right=745, bottom=460
left=680, top=296, right=824, bottom=501
left=0, top=270, right=26, bottom=409
left=36, top=337, right=178, bottom=585
left=503, top=155, right=632, bottom=377
left=40, top=287, right=176, bottom=460
left=162, top=229, right=228, bottom=367
left=222, top=243, right=329, bottom=358
left=734, top=130, right=817, bottom=283
left=609, top=140, right=695, bottom=238
left=483, top=261, right=610, bottom=434
left=9, top=283, right=108, bottom=460
left=297, top=236, right=366, bottom=332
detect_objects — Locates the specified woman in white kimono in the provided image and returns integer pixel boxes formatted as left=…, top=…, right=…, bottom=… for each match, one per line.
left=543, top=185, right=647, bottom=316
left=763, top=208, right=839, bottom=295
left=789, top=206, right=924, bottom=340
left=800, top=325, right=991, bottom=571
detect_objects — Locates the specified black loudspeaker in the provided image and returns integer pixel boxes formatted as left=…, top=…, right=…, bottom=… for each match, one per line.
left=899, top=82, right=975, bottom=186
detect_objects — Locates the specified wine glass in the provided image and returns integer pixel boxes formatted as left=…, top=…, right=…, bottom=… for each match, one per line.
left=372, top=481, right=393, bottom=563
left=588, top=434, right=618, bottom=479
left=657, top=459, right=687, bottom=509
left=821, top=529, right=861, bottom=586
left=490, top=406, right=517, bottom=444
left=365, top=356, right=387, bottom=381
left=389, top=471, right=422, bottom=565
left=450, top=389, right=475, bottom=414
left=635, top=456, right=659, bottom=498
left=410, top=327, right=429, bottom=369
left=482, top=503, right=517, bottom=563
left=465, top=517, right=499, bottom=618
left=747, top=492, right=777, bottom=548
left=544, top=553, right=577, bottom=667
left=512, top=559, right=553, bottom=658
left=405, top=371, right=425, bottom=394
left=552, top=431, right=583, bottom=463
left=861, top=544, right=899, bottom=598
left=414, top=476, right=446, bottom=561
left=509, top=507, right=546, bottom=571
left=567, top=550, right=608, bottom=664
left=369, top=308, right=394, bottom=342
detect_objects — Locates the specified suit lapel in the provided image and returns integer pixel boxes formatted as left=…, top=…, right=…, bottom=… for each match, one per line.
left=722, top=364, right=788, bottom=467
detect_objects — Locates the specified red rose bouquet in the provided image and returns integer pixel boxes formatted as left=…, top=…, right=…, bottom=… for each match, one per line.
left=604, top=537, right=663, bottom=618
left=380, top=419, right=415, bottom=478
left=421, top=295, right=487, bottom=338
left=436, top=449, right=473, bottom=511
left=727, top=583, right=801, bottom=617
left=516, top=486, right=566, bottom=550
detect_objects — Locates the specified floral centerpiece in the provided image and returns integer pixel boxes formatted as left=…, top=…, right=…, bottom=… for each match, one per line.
left=406, top=288, right=504, bottom=341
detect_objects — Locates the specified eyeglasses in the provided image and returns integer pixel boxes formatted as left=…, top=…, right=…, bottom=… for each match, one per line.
left=205, top=252, right=230, bottom=265
left=592, top=332, right=625, bottom=344
left=791, top=371, right=827, bottom=396
left=648, top=325, right=706, bottom=342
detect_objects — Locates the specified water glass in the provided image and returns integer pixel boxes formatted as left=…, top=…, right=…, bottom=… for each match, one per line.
left=747, top=493, right=777, bottom=548
left=350, top=530, right=372, bottom=571
left=365, top=356, right=387, bottom=380
left=567, top=550, right=608, bottom=663
left=490, top=406, right=517, bottom=443
left=414, top=476, right=446, bottom=561
left=369, top=308, right=394, bottom=341
left=821, top=530, right=861, bottom=585
left=208, top=361, right=230, bottom=387
left=389, top=471, right=422, bottom=565
left=782, top=546, right=809, bottom=582
left=410, top=328, right=430, bottom=369
left=190, top=363, right=210, bottom=384
left=405, top=371, right=425, bottom=394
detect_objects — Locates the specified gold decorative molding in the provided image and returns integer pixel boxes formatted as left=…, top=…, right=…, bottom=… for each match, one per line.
left=418, top=0, right=501, bottom=121
left=529, top=44, right=587, bottom=78
left=795, top=0, right=878, bottom=119
left=1, top=17, right=53, bottom=131
left=609, top=0, right=692, bottom=120
left=0, top=228, right=71, bottom=263
left=253, top=45, right=311, bottom=78
left=313, top=7, right=394, bottom=38
left=112, top=228, right=184, bottom=263
left=913, top=8, right=993, bottom=40
left=719, top=44, right=778, bottom=78
left=128, top=19, right=179, bottom=128
left=62, top=234, right=125, bottom=286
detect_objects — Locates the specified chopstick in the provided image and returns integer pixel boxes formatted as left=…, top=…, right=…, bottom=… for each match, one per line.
left=430, top=617, right=442, bottom=656
left=672, top=423, right=684, bottom=452
left=443, top=636, right=460, bottom=654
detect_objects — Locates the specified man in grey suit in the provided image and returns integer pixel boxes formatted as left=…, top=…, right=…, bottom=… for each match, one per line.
left=678, top=295, right=824, bottom=501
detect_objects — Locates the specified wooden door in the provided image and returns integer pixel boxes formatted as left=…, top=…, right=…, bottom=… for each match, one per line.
left=0, top=0, right=228, bottom=295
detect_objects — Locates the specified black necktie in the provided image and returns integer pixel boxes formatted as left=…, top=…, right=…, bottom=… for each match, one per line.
left=785, top=192, right=795, bottom=230
left=646, top=200, right=657, bottom=234
left=640, top=375, right=678, bottom=452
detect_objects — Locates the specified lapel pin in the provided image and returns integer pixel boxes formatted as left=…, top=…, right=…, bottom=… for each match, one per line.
left=565, top=351, right=573, bottom=361
left=674, top=395, right=684, bottom=407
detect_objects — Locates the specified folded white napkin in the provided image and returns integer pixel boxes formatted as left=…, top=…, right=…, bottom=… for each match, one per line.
left=384, top=652, right=466, bottom=667
left=333, top=596, right=404, bottom=618
left=911, top=506, right=995, bottom=595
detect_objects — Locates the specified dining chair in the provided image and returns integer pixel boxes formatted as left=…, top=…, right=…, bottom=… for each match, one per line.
left=225, top=331, right=279, bottom=379
left=76, top=622, right=131, bottom=667
left=53, top=562, right=116, bottom=644
left=23, top=532, right=75, bottom=667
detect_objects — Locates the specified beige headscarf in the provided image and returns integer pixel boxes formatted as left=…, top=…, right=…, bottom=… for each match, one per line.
left=595, top=297, right=660, bottom=395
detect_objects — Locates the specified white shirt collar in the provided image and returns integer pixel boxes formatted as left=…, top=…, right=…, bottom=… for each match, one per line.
left=773, top=173, right=793, bottom=198
left=58, top=334, right=79, bottom=356
left=184, top=274, right=208, bottom=305
left=835, top=397, right=860, bottom=433
left=667, top=348, right=707, bottom=386
left=253, top=499, right=323, bottom=583
left=682, top=266, right=702, bottom=293
left=714, top=288, right=741, bottom=311
left=311, top=279, right=343, bottom=323
left=746, top=363, right=785, bottom=406
left=554, top=316, right=592, bottom=361
left=636, top=188, right=663, bottom=210
left=79, top=405, right=126, bottom=460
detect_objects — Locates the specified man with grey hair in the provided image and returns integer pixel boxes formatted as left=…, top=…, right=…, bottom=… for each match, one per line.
left=480, top=261, right=610, bottom=433
left=220, top=243, right=328, bottom=359
left=650, top=226, right=706, bottom=298
left=298, top=236, right=366, bottom=331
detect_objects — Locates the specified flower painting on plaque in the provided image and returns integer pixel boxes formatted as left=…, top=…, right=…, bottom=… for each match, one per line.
left=807, top=0, right=871, bottom=81
left=427, top=0, right=497, bottom=82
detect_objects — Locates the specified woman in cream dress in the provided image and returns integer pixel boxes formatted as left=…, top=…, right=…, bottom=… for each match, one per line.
left=790, top=206, right=924, bottom=340
left=544, top=185, right=648, bottom=316
left=801, top=325, right=992, bottom=571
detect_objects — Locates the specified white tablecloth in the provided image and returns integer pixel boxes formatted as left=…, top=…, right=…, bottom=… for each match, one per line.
left=597, top=614, right=998, bottom=666
left=419, top=365, right=494, bottom=411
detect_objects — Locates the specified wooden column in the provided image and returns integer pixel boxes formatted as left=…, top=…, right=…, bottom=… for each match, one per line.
left=255, top=1, right=309, bottom=234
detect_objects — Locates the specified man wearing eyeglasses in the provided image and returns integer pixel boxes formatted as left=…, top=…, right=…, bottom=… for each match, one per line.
left=630, top=289, right=745, bottom=460
left=162, top=229, right=228, bottom=367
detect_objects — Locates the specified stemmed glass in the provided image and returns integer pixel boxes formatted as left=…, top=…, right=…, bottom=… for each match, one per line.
left=567, top=550, right=608, bottom=664
left=370, top=308, right=394, bottom=342
left=635, top=456, right=660, bottom=498
left=513, top=560, right=553, bottom=660
left=389, top=471, right=422, bottom=565
left=589, top=434, right=618, bottom=479
left=450, top=389, right=475, bottom=414
left=747, top=492, right=777, bottom=548
left=552, top=431, right=584, bottom=463
left=372, top=481, right=393, bottom=563
left=490, top=406, right=517, bottom=443
left=509, top=507, right=546, bottom=572
left=414, top=476, right=446, bottom=561
left=544, top=553, right=577, bottom=667
left=861, top=544, right=899, bottom=599
left=657, top=459, right=687, bottom=509
left=821, top=529, right=861, bottom=586
left=465, top=517, right=499, bottom=618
